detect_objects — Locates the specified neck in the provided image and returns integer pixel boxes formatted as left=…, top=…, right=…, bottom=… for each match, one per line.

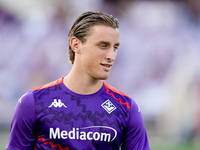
left=63, top=68, right=103, bottom=95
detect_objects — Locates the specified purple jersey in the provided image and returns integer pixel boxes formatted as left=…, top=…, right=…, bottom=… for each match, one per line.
left=7, top=77, right=150, bottom=150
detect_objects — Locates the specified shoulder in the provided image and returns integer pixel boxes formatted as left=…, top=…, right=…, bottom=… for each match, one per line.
left=13, top=90, right=35, bottom=121
left=103, top=81, right=132, bottom=110
left=18, top=90, right=34, bottom=106
left=103, top=81, right=130, bottom=98
left=32, top=77, right=64, bottom=91
left=31, top=77, right=64, bottom=99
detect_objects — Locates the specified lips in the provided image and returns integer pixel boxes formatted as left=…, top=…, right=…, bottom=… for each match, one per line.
left=103, top=64, right=111, bottom=67
left=101, top=63, right=112, bottom=71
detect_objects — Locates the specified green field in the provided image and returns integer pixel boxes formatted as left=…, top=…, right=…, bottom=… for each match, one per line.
left=150, top=144, right=199, bottom=150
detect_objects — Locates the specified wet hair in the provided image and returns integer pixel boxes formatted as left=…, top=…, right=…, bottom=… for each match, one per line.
left=68, top=11, right=119, bottom=64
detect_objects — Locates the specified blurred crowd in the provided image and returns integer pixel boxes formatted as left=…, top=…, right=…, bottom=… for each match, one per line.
left=1, top=0, right=200, bottom=146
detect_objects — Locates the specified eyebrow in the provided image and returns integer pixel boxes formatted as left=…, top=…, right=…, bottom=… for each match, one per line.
left=98, top=41, right=120, bottom=46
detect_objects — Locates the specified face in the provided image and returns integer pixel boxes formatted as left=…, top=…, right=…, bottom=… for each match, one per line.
left=74, top=25, right=120, bottom=81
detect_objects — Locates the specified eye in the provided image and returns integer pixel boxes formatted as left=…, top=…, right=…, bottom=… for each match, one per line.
left=114, top=43, right=120, bottom=52
left=114, top=46, right=119, bottom=51
left=114, top=47, right=118, bottom=51
left=99, top=43, right=108, bottom=49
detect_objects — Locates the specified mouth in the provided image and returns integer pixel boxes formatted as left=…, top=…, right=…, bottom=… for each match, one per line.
left=101, top=63, right=112, bottom=71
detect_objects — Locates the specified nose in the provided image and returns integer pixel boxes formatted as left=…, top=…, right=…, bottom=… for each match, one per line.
left=106, top=48, right=117, bottom=61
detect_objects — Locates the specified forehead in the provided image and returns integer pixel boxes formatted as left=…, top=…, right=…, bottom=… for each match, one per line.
left=86, top=25, right=119, bottom=43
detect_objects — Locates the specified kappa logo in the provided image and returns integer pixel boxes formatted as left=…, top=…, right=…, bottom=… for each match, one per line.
left=48, top=99, right=67, bottom=108
left=101, top=99, right=116, bottom=114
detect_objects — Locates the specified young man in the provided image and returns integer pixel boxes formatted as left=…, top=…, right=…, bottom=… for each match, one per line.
left=7, top=11, right=150, bottom=150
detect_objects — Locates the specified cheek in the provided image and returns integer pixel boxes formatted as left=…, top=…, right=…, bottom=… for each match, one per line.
left=82, top=54, right=97, bottom=67
left=115, top=53, right=117, bottom=60
left=89, top=51, right=105, bottom=61
left=81, top=46, right=105, bottom=65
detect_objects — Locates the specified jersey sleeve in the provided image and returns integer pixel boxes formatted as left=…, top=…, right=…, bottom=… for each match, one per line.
left=121, top=99, right=150, bottom=150
left=6, top=91, right=37, bottom=150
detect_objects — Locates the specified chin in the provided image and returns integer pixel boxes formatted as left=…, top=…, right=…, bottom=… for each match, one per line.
left=98, top=77, right=109, bottom=80
left=92, top=72, right=110, bottom=80
left=97, top=74, right=109, bottom=80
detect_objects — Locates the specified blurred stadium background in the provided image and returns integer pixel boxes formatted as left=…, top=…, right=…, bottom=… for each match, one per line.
left=1, top=0, right=200, bottom=149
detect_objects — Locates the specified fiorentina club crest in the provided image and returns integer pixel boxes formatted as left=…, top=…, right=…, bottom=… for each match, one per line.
left=101, top=99, right=116, bottom=114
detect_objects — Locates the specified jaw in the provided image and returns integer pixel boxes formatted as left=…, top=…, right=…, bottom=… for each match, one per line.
left=85, top=67, right=111, bottom=81
left=74, top=59, right=113, bottom=81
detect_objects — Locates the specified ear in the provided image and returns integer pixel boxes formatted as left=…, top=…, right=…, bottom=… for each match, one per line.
left=70, top=37, right=81, bottom=53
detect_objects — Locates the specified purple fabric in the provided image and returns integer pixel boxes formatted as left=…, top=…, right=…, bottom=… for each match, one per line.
left=7, top=79, right=150, bottom=150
